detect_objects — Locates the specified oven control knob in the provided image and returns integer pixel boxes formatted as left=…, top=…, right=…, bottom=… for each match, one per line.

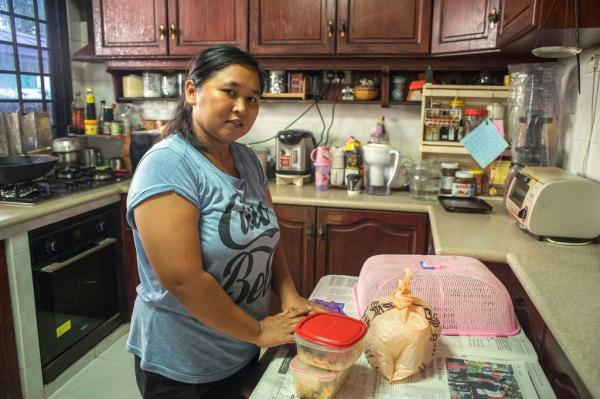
left=96, top=221, right=105, bottom=233
left=45, top=239, right=58, bottom=254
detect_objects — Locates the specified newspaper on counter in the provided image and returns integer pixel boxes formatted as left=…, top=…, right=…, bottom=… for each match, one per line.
left=250, top=275, right=555, bottom=399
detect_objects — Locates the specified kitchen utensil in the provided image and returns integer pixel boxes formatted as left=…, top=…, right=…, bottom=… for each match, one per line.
left=0, top=155, right=57, bottom=184
left=82, top=148, right=98, bottom=168
left=354, top=255, right=519, bottom=336
left=363, top=143, right=400, bottom=196
left=346, top=174, right=361, bottom=195
left=52, top=137, right=83, bottom=166
left=108, top=157, right=124, bottom=171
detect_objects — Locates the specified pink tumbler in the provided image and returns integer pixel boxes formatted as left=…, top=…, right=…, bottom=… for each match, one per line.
left=311, top=146, right=331, bottom=192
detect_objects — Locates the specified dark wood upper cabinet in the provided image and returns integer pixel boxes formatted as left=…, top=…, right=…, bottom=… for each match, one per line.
left=337, top=0, right=432, bottom=55
left=496, top=0, right=538, bottom=46
left=93, top=0, right=168, bottom=56
left=167, top=0, right=248, bottom=55
left=274, top=205, right=316, bottom=298
left=431, top=0, right=499, bottom=55
left=93, top=0, right=247, bottom=57
left=250, top=0, right=336, bottom=55
left=315, top=209, right=428, bottom=279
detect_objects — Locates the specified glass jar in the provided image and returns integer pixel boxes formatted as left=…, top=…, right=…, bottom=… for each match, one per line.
left=122, top=74, right=143, bottom=97
left=469, top=169, right=485, bottom=195
left=462, top=108, right=488, bottom=138
left=161, top=74, right=178, bottom=97
left=142, top=72, right=162, bottom=98
left=268, top=70, right=287, bottom=93
left=409, top=162, right=441, bottom=200
left=391, top=75, right=407, bottom=101
left=440, top=162, right=459, bottom=194
left=451, top=170, right=475, bottom=197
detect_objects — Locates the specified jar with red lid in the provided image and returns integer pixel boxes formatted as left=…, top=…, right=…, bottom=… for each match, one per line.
left=293, top=313, right=367, bottom=371
left=462, top=108, right=488, bottom=139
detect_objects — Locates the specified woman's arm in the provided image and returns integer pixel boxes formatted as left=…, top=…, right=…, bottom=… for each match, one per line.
left=134, top=191, right=306, bottom=347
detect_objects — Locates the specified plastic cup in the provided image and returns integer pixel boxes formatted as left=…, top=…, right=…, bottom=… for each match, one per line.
left=315, top=165, right=330, bottom=191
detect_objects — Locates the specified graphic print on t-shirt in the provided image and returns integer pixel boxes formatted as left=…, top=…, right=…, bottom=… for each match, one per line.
left=219, top=193, right=279, bottom=304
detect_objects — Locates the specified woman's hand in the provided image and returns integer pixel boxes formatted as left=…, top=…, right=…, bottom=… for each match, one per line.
left=255, top=307, right=311, bottom=348
left=281, top=294, right=329, bottom=315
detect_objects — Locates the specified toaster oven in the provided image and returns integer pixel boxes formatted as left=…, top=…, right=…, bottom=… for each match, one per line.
left=505, top=167, right=600, bottom=240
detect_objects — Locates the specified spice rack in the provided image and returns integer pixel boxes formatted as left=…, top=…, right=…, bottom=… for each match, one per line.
left=419, top=84, right=512, bottom=155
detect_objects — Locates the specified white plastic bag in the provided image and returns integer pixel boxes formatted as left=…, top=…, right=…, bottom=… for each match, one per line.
left=362, top=268, right=440, bottom=381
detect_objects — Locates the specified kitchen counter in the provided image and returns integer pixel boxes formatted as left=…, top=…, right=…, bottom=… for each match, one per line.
left=269, top=184, right=600, bottom=397
left=0, top=181, right=598, bottom=396
left=0, top=180, right=131, bottom=240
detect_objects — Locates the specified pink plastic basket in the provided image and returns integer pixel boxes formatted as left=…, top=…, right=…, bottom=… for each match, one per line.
left=353, top=255, right=519, bottom=336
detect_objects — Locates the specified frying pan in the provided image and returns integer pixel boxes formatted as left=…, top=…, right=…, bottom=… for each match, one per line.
left=0, top=155, right=58, bottom=185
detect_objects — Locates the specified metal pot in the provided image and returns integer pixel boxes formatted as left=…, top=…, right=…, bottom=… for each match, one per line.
left=52, top=137, right=83, bottom=166
left=82, top=148, right=98, bottom=168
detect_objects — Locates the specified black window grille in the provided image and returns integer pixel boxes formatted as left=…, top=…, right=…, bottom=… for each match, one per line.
left=0, top=0, right=70, bottom=135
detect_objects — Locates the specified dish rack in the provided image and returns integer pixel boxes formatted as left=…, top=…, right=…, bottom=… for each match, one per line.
left=353, top=255, right=519, bottom=336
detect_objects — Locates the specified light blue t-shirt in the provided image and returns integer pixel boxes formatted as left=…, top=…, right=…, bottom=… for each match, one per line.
left=125, top=134, right=279, bottom=383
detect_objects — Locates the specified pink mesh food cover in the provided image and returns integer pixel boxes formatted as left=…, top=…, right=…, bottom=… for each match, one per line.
left=353, top=255, right=519, bottom=336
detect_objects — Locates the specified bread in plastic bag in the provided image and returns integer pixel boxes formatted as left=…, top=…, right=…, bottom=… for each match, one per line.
left=362, top=268, right=440, bottom=381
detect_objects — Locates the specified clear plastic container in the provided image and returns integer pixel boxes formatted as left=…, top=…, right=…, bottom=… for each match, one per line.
left=462, top=108, right=488, bottom=137
left=290, top=356, right=350, bottom=399
left=409, top=162, right=441, bottom=200
left=293, top=313, right=367, bottom=371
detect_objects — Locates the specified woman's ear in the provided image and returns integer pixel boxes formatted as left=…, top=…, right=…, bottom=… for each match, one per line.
left=184, top=80, right=196, bottom=105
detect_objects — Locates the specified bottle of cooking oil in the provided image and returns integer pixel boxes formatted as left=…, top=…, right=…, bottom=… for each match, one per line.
left=84, top=87, right=97, bottom=135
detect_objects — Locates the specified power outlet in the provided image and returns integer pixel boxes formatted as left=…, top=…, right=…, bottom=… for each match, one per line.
left=586, top=49, right=600, bottom=73
left=323, top=70, right=352, bottom=85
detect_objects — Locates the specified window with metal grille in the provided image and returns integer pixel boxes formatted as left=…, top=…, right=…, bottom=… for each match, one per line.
left=0, top=0, right=70, bottom=133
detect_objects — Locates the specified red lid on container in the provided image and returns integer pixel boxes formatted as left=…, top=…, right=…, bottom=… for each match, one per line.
left=464, top=108, right=488, bottom=116
left=408, top=79, right=425, bottom=90
left=294, top=313, right=368, bottom=348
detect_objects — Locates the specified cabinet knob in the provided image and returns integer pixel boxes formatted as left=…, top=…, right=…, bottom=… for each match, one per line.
left=159, top=24, right=166, bottom=40
left=339, top=20, right=347, bottom=38
left=169, top=24, right=178, bottom=40
left=327, top=20, right=334, bottom=38
left=318, top=226, right=325, bottom=240
left=488, top=7, right=500, bottom=29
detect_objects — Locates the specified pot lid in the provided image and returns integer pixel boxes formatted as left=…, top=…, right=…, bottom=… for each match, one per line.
left=294, top=313, right=367, bottom=348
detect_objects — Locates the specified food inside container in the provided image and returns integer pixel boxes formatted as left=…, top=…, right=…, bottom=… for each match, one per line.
left=293, top=313, right=367, bottom=371
left=290, top=355, right=350, bottom=399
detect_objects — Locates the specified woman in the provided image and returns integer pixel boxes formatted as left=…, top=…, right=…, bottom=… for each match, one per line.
left=126, top=45, right=318, bottom=398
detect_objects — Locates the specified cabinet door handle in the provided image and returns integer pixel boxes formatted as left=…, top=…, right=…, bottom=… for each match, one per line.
left=159, top=24, right=166, bottom=40
left=318, top=226, right=325, bottom=240
left=169, top=24, right=178, bottom=40
left=488, top=7, right=500, bottom=29
left=339, top=20, right=347, bottom=38
left=327, top=20, right=334, bottom=37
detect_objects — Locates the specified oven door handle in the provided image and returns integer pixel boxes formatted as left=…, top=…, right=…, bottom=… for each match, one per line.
left=39, top=237, right=117, bottom=273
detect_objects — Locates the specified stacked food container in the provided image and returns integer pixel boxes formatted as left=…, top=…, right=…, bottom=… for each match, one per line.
left=291, top=313, right=367, bottom=399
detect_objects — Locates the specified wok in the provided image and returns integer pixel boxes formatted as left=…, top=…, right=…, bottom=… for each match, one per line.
left=0, top=155, right=58, bottom=184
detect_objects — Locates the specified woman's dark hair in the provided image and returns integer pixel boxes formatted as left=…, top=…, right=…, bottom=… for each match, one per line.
left=160, top=45, right=264, bottom=151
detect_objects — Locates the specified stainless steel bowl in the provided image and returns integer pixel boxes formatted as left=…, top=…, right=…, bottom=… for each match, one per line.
left=55, top=151, right=81, bottom=166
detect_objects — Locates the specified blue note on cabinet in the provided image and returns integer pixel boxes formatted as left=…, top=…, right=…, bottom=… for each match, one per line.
left=460, top=119, right=509, bottom=168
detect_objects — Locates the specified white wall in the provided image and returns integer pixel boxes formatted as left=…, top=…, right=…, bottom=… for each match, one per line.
left=67, top=0, right=115, bottom=107
left=558, top=48, right=600, bottom=182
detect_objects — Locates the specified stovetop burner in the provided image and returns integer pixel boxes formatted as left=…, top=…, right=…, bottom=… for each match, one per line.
left=0, top=166, right=121, bottom=205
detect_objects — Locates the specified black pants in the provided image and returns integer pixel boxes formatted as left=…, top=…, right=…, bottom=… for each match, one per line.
left=134, top=355, right=259, bottom=399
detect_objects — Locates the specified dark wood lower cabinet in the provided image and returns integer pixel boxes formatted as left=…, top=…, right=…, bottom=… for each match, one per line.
left=274, top=205, right=316, bottom=298
left=484, top=262, right=591, bottom=398
left=0, top=241, right=23, bottom=399
left=316, top=208, right=428, bottom=279
left=120, top=195, right=139, bottom=321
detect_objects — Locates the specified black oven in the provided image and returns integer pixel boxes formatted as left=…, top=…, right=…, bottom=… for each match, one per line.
left=29, top=205, right=122, bottom=383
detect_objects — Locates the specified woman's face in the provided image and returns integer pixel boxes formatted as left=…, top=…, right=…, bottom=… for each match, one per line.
left=186, top=64, right=260, bottom=148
